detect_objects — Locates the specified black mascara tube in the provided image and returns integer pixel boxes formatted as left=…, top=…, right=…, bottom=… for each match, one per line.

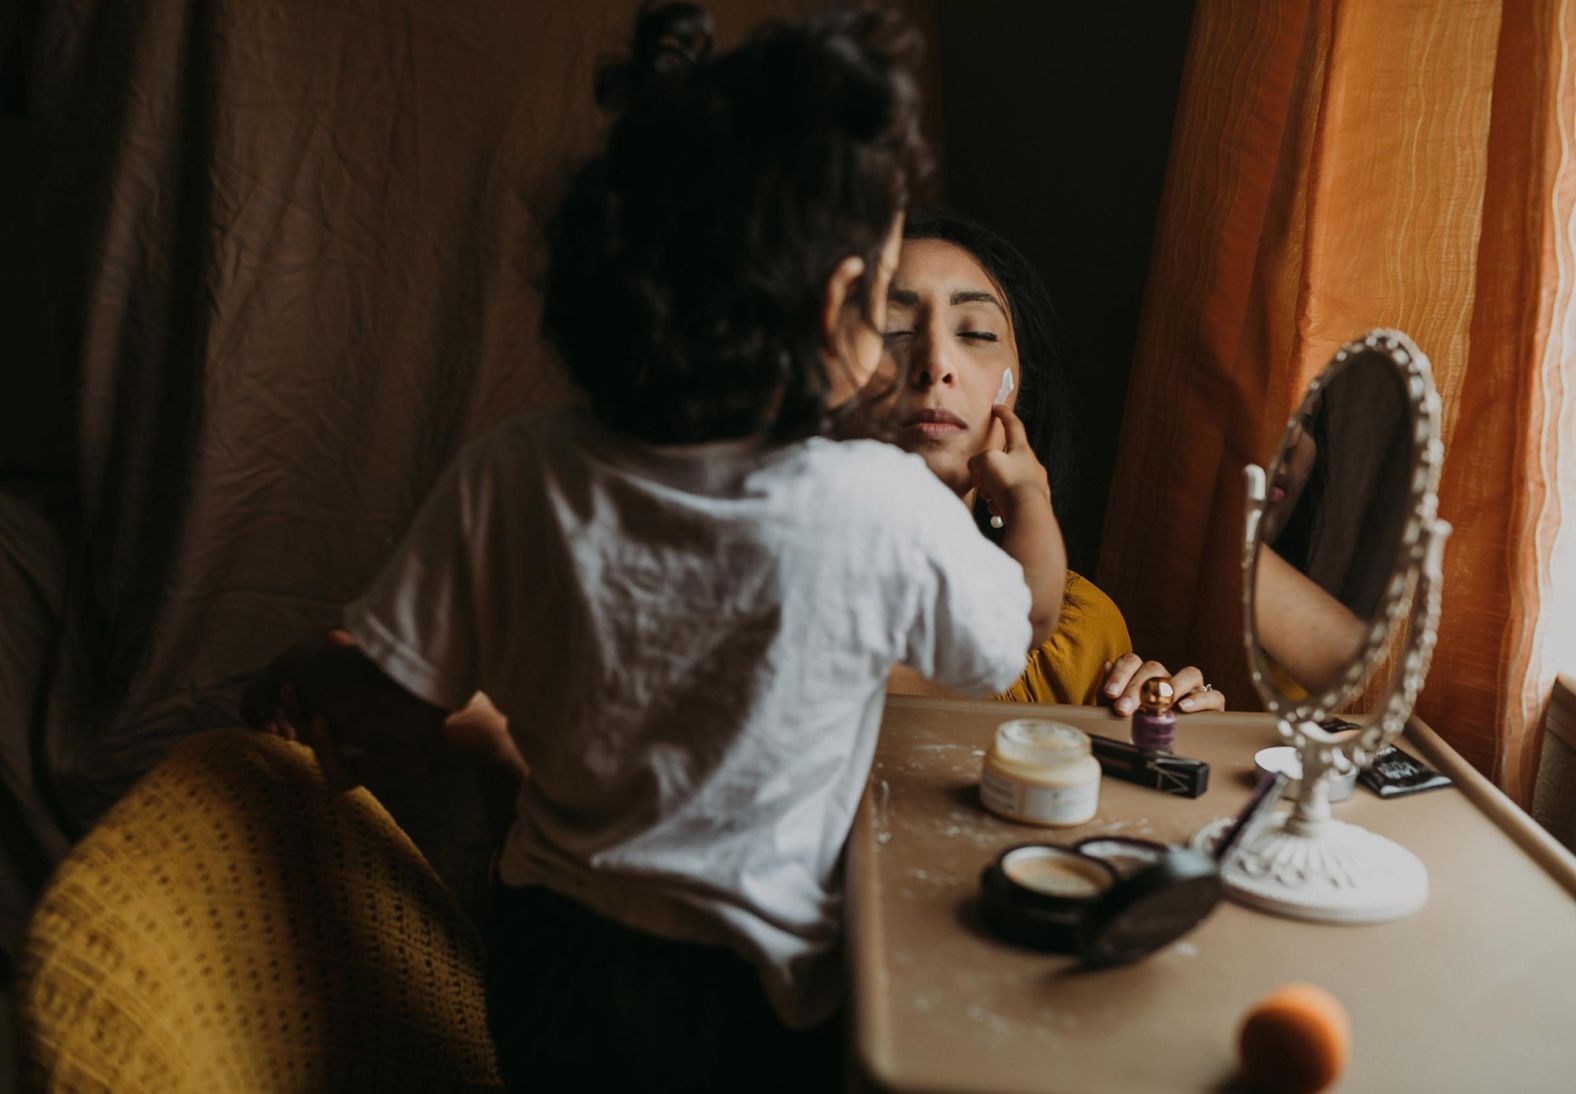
left=1088, top=733, right=1211, bottom=798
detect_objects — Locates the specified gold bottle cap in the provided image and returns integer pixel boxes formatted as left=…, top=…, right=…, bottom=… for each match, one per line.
left=1139, top=677, right=1176, bottom=713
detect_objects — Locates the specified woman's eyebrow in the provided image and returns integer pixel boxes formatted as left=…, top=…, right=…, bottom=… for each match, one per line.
left=951, top=289, right=1007, bottom=319
left=888, top=287, right=919, bottom=306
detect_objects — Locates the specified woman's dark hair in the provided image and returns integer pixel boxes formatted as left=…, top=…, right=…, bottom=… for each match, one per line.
left=543, top=2, right=928, bottom=444
left=901, top=207, right=1075, bottom=536
left=1269, top=403, right=1329, bottom=576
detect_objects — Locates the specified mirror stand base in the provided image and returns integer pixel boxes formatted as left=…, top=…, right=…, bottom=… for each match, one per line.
left=1193, top=813, right=1428, bottom=924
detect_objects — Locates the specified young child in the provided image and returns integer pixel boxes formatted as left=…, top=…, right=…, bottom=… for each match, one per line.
left=243, top=3, right=1060, bottom=1089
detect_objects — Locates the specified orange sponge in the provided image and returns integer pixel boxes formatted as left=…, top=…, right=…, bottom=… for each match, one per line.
left=1237, top=982, right=1350, bottom=1093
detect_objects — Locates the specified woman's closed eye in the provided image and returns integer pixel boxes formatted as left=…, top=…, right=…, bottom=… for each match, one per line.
left=959, top=330, right=998, bottom=343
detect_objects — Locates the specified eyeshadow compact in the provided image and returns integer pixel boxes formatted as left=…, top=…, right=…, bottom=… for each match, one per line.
left=1073, top=836, right=1171, bottom=878
left=978, top=845, right=1118, bottom=952
left=978, top=839, right=1222, bottom=964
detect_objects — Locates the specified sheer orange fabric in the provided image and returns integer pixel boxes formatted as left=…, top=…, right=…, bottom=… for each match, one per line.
left=1099, top=0, right=1576, bottom=804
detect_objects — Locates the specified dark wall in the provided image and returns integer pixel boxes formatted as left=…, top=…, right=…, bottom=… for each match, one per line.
left=0, top=115, right=70, bottom=481
left=934, top=1, right=1195, bottom=576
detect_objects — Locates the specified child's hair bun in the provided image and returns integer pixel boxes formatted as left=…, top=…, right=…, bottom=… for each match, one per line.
left=817, top=12, right=908, bottom=142
left=596, top=2, right=714, bottom=113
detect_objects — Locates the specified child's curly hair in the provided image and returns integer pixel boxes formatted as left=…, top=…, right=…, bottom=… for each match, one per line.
left=543, top=2, right=929, bottom=444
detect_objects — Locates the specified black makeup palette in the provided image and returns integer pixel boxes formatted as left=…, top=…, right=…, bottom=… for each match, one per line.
left=978, top=839, right=1222, bottom=964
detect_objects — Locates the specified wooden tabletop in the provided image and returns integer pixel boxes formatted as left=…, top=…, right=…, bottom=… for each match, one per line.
left=846, top=697, right=1576, bottom=1093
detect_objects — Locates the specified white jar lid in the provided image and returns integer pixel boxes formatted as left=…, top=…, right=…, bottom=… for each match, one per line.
left=994, top=719, right=1091, bottom=768
left=1254, top=745, right=1357, bottom=802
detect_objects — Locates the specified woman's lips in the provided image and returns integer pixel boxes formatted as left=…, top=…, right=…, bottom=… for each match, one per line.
left=902, top=408, right=966, bottom=439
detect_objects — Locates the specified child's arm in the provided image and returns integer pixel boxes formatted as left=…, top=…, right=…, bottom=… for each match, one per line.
left=886, top=662, right=966, bottom=697
left=967, top=405, right=1068, bottom=647
left=242, top=629, right=450, bottom=788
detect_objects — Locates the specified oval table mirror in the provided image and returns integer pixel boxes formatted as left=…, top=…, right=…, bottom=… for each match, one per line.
left=1198, top=328, right=1452, bottom=923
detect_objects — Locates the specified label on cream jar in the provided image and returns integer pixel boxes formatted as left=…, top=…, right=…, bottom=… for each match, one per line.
left=982, top=767, right=1100, bottom=825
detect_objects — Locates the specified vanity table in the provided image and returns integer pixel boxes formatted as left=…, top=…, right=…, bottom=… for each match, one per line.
left=846, top=696, right=1576, bottom=1093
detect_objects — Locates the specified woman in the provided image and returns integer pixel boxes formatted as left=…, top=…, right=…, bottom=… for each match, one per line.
left=879, top=208, right=1225, bottom=715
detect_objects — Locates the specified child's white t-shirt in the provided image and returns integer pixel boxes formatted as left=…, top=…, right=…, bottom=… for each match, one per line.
left=345, top=406, right=1031, bottom=1026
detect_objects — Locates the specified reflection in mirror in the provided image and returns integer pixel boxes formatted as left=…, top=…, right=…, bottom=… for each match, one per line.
left=1252, top=347, right=1414, bottom=702
left=1253, top=549, right=1369, bottom=697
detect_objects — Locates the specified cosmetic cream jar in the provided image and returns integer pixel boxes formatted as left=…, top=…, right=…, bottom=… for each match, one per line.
left=980, top=719, right=1102, bottom=826
left=1254, top=745, right=1357, bottom=803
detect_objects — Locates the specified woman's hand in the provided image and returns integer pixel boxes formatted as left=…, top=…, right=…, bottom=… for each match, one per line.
left=967, top=404, right=1051, bottom=522
left=1100, top=653, right=1225, bottom=715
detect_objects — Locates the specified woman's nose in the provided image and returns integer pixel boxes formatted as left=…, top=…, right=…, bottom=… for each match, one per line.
left=910, top=335, right=955, bottom=388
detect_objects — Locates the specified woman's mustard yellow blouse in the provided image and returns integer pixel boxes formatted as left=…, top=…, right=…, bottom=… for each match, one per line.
left=993, top=571, right=1133, bottom=706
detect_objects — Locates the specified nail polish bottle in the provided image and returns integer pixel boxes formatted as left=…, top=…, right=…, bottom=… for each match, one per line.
left=1130, top=678, right=1177, bottom=752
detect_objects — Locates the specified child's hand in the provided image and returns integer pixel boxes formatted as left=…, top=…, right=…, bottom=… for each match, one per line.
left=966, top=404, right=1050, bottom=522
left=241, top=629, right=355, bottom=741
left=241, top=629, right=437, bottom=790
left=241, top=638, right=356, bottom=788
left=241, top=660, right=304, bottom=741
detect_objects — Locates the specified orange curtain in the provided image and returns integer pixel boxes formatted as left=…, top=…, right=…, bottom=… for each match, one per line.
left=1098, top=0, right=1576, bottom=804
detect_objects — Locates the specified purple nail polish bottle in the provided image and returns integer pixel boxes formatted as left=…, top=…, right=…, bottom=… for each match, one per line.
left=1130, top=678, right=1177, bottom=752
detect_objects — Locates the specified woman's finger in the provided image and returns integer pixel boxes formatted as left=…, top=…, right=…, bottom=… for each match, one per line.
left=1180, top=686, right=1226, bottom=713
left=1169, top=665, right=1225, bottom=712
left=1114, top=660, right=1171, bottom=716
left=1102, top=652, right=1145, bottom=702
left=1168, top=665, right=1205, bottom=699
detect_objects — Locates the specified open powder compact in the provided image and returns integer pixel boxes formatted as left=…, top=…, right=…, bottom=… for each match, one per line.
left=979, top=841, right=1222, bottom=963
left=978, top=845, right=1117, bottom=951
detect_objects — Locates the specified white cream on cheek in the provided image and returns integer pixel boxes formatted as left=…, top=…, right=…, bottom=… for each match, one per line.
left=994, top=367, right=1015, bottom=405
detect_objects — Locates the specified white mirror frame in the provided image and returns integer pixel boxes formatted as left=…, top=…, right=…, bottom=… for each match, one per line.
left=1196, top=329, right=1453, bottom=924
